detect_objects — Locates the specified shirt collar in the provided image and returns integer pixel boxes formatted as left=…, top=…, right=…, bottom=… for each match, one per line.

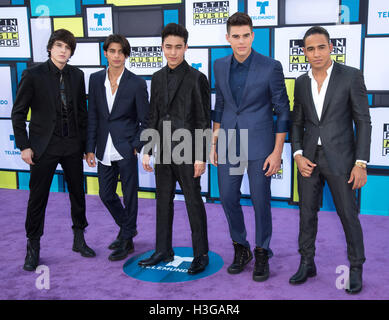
left=48, top=58, right=69, bottom=74
left=308, top=60, right=334, bottom=79
left=105, top=67, right=125, bottom=86
left=167, top=60, right=186, bottom=74
left=231, top=50, right=253, bottom=68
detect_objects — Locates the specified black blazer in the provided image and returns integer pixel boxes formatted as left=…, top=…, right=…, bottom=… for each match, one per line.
left=147, top=60, right=211, bottom=162
left=11, top=60, right=87, bottom=160
left=86, top=68, right=149, bottom=160
left=291, top=62, right=372, bottom=175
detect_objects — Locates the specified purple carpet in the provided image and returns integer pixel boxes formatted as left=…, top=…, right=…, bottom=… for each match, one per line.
left=0, top=188, right=388, bottom=300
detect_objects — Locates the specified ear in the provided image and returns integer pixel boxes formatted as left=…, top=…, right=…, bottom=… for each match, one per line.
left=103, top=51, right=107, bottom=59
left=184, top=43, right=188, bottom=52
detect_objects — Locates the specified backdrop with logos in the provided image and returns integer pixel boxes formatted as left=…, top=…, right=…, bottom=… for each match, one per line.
left=0, top=0, right=388, bottom=215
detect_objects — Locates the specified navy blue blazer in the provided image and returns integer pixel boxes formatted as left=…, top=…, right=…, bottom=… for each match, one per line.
left=86, top=68, right=150, bottom=160
left=213, top=50, right=290, bottom=161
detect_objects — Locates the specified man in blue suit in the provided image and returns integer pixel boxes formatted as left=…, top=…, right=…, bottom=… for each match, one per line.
left=211, top=13, right=290, bottom=281
left=86, top=34, right=149, bottom=261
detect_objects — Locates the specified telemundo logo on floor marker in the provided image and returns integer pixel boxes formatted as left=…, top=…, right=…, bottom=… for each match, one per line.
left=123, top=247, right=224, bottom=283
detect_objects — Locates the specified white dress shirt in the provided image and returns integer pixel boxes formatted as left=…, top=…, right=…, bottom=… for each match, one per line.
left=99, top=68, right=125, bottom=166
left=293, top=62, right=333, bottom=159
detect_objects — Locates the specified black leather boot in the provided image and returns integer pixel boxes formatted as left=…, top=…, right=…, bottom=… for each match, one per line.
left=72, top=228, right=96, bottom=257
left=346, top=266, right=363, bottom=294
left=227, top=242, right=253, bottom=274
left=253, top=247, right=270, bottom=282
left=108, top=230, right=138, bottom=250
left=23, top=239, right=40, bottom=271
left=108, top=238, right=134, bottom=261
left=188, top=254, right=209, bottom=275
left=289, top=257, right=317, bottom=285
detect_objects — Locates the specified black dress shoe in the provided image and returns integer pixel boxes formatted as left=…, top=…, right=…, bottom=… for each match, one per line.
left=138, top=251, right=174, bottom=266
left=72, top=228, right=96, bottom=257
left=346, top=266, right=363, bottom=294
left=109, top=230, right=138, bottom=250
left=188, top=255, right=209, bottom=275
left=253, top=248, right=269, bottom=282
left=23, top=239, right=40, bottom=271
left=108, top=238, right=134, bottom=261
left=289, top=258, right=317, bottom=285
left=227, top=242, right=253, bottom=274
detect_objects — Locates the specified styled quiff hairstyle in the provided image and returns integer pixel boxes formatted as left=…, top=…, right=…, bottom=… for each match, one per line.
left=226, top=12, right=253, bottom=33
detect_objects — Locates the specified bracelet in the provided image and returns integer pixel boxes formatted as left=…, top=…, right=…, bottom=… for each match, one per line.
left=355, top=161, right=367, bottom=169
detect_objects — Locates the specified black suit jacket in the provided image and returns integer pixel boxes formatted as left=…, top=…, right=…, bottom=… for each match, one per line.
left=291, top=62, right=372, bottom=175
left=147, top=60, right=211, bottom=162
left=86, top=68, right=149, bottom=160
left=11, top=60, right=87, bottom=160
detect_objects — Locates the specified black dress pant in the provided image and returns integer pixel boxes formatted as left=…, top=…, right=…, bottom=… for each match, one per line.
left=297, top=146, right=365, bottom=267
left=97, top=155, right=138, bottom=240
left=26, top=139, right=87, bottom=240
left=154, top=163, right=209, bottom=257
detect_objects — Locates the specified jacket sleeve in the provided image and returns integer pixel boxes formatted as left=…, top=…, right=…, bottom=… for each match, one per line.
left=291, top=78, right=305, bottom=154
left=78, top=70, right=88, bottom=153
left=86, top=73, right=98, bottom=154
left=269, top=60, right=290, bottom=133
left=350, top=69, right=372, bottom=162
left=11, top=69, right=33, bottom=151
left=145, top=74, right=160, bottom=156
left=133, top=78, right=150, bottom=153
left=212, top=60, right=224, bottom=124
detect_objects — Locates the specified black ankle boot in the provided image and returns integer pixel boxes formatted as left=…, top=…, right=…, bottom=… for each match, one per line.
left=227, top=242, right=253, bottom=274
left=346, top=266, right=363, bottom=294
left=289, top=257, right=316, bottom=285
left=253, top=247, right=270, bottom=282
left=23, top=239, right=40, bottom=271
left=109, top=238, right=134, bottom=261
left=72, top=228, right=96, bottom=257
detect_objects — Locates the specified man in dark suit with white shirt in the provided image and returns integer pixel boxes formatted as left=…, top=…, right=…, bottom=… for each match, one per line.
left=290, top=26, right=372, bottom=294
left=86, top=34, right=149, bottom=261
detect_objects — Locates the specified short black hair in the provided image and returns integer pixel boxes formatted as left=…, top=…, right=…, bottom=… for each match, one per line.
left=303, top=26, right=330, bottom=47
left=161, top=23, right=188, bottom=44
left=103, top=34, right=131, bottom=57
left=47, top=29, right=76, bottom=57
left=226, top=12, right=253, bottom=34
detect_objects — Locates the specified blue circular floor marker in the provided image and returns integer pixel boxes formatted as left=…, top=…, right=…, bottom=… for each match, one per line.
left=123, top=247, right=224, bottom=283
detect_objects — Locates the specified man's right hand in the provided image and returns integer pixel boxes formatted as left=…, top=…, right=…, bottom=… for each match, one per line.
left=142, top=154, right=153, bottom=172
left=295, top=154, right=317, bottom=177
left=21, top=148, right=34, bottom=165
left=86, top=152, right=96, bottom=167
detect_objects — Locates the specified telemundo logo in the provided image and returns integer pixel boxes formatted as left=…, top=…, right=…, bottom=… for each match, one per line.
left=123, top=247, right=224, bottom=283
left=253, top=1, right=275, bottom=21
left=90, top=12, right=111, bottom=32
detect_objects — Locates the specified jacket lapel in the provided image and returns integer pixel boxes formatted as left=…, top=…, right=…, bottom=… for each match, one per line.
left=320, top=62, right=340, bottom=120
left=224, top=55, right=238, bottom=109
left=304, top=74, right=320, bottom=124
left=42, top=61, right=58, bottom=113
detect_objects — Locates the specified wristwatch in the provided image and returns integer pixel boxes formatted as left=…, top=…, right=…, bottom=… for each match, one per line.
left=355, top=161, right=367, bottom=169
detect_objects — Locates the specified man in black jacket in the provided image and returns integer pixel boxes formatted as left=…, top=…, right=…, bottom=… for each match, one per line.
left=290, top=26, right=371, bottom=294
left=138, top=23, right=211, bottom=274
left=11, top=29, right=95, bottom=271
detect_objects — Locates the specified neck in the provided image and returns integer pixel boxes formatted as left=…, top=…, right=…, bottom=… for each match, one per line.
left=51, top=58, right=66, bottom=70
left=108, top=65, right=125, bottom=78
left=233, top=48, right=252, bottom=64
left=168, top=60, right=184, bottom=70
left=312, top=60, right=332, bottom=77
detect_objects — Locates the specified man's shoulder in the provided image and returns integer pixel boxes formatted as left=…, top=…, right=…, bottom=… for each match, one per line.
left=335, top=62, right=361, bottom=77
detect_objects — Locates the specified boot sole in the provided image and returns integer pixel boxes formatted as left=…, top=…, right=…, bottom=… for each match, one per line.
left=253, top=273, right=270, bottom=282
left=227, top=255, right=253, bottom=274
left=23, top=264, right=37, bottom=271
left=289, top=271, right=317, bottom=285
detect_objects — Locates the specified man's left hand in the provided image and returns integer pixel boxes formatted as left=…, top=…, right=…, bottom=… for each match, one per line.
left=194, top=160, right=206, bottom=178
left=263, top=152, right=282, bottom=177
left=348, top=165, right=367, bottom=190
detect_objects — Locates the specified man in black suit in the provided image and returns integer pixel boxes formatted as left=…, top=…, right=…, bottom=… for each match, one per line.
left=12, top=29, right=96, bottom=271
left=86, top=34, right=149, bottom=261
left=138, top=23, right=211, bottom=274
left=290, top=26, right=371, bottom=294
